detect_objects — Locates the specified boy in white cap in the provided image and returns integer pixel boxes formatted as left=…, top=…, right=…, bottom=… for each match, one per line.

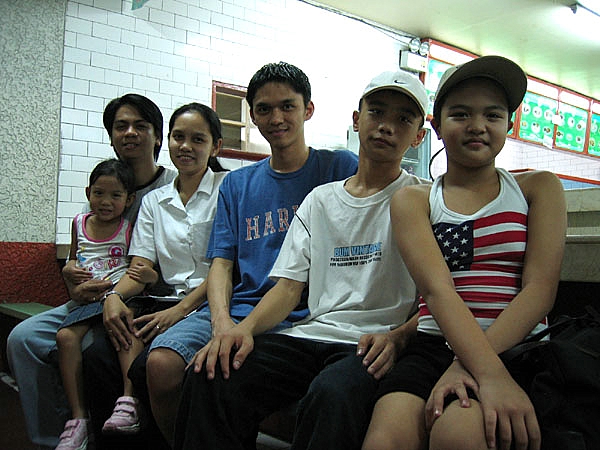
left=363, top=56, right=565, bottom=450
left=174, top=69, right=431, bottom=450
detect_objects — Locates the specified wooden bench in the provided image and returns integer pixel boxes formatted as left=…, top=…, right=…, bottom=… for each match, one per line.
left=2, top=238, right=595, bottom=447
left=0, top=302, right=54, bottom=321
left=0, top=286, right=294, bottom=447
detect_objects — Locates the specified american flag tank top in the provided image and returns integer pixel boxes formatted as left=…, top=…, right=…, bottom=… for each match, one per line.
left=417, top=168, right=547, bottom=336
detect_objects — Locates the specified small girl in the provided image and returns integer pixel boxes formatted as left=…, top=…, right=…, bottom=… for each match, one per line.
left=362, top=56, right=567, bottom=450
left=55, top=159, right=157, bottom=450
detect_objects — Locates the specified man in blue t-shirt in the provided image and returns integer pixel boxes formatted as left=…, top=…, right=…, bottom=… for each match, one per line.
left=143, top=62, right=358, bottom=445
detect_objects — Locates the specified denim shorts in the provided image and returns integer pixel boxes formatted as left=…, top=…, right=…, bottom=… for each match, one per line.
left=149, top=307, right=293, bottom=364
left=59, top=295, right=175, bottom=330
left=149, top=307, right=219, bottom=364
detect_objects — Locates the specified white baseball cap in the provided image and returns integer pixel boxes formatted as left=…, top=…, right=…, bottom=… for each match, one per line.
left=361, top=70, right=429, bottom=116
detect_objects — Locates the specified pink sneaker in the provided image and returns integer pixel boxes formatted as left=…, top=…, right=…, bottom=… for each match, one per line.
left=56, top=418, right=88, bottom=450
left=101, top=396, right=140, bottom=434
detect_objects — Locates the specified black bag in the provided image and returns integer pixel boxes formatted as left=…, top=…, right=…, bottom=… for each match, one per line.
left=501, top=305, right=600, bottom=450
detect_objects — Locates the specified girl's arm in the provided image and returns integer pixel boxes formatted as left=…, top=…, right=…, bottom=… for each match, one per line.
left=127, top=262, right=159, bottom=286
left=425, top=172, right=565, bottom=438
left=391, top=185, right=504, bottom=375
left=62, top=218, right=94, bottom=293
left=391, top=185, right=538, bottom=449
left=484, top=171, right=566, bottom=352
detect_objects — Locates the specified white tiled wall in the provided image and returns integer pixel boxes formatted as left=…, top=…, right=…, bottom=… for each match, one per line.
left=56, top=0, right=414, bottom=243
left=429, top=127, right=600, bottom=181
left=56, top=0, right=600, bottom=244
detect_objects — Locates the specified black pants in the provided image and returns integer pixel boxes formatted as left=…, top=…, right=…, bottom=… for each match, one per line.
left=174, top=333, right=379, bottom=450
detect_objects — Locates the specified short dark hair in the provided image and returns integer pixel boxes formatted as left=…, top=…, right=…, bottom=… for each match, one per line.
left=89, top=158, right=136, bottom=194
left=103, top=94, right=163, bottom=161
left=246, top=62, right=311, bottom=110
left=168, top=102, right=227, bottom=172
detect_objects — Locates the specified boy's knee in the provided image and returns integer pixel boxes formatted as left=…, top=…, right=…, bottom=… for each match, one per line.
left=306, top=376, right=345, bottom=403
left=306, top=367, right=374, bottom=408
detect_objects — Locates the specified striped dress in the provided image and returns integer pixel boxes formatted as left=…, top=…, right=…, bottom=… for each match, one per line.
left=417, top=168, right=547, bottom=337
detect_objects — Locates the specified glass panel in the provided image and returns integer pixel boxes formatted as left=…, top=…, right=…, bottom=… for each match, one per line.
left=508, top=111, right=516, bottom=136
left=215, top=89, right=244, bottom=150
left=556, top=103, right=587, bottom=152
left=425, top=59, right=452, bottom=117
left=518, top=92, right=558, bottom=146
left=589, top=113, right=600, bottom=156
left=217, top=93, right=242, bottom=122
left=222, top=123, right=242, bottom=150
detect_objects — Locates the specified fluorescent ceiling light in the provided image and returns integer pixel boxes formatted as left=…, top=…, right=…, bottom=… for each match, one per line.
left=560, top=90, right=590, bottom=109
left=428, top=43, right=473, bottom=66
left=571, top=1, right=600, bottom=17
left=526, top=79, right=559, bottom=99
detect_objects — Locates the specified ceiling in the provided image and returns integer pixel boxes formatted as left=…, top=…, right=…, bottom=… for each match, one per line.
left=310, top=0, right=600, bottom=101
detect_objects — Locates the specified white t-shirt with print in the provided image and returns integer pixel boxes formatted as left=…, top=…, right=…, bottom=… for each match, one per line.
left=272, top=171, right=429, bottom=344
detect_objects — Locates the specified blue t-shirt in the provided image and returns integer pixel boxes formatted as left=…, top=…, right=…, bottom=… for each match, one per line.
left=206, top=147, right=358, bottom=321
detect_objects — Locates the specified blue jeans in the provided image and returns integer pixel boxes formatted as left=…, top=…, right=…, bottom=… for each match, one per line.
left=174, top=333, right=379, bottom=450
left=6, top=301, right=93, bottom=448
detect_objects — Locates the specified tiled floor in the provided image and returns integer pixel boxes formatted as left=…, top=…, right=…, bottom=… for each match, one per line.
left=0, top=372, right=290, bottom=450
left=256, top=433, right=291, bottom=450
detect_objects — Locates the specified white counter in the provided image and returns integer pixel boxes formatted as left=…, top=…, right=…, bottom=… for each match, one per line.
left=561, top=235, right=600, bottom=282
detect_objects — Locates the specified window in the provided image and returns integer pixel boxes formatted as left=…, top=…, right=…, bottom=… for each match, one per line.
left=212, top=81, right=270, bottom=161
left=425, top=39, right=600, bottom=159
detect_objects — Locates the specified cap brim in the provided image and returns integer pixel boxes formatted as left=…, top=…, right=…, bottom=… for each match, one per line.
left=363, top=86, right=427, bottom=116
left=435, top=56, right=527, bottom=115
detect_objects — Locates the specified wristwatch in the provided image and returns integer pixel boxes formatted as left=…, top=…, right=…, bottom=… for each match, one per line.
left=100, top=290, right=124, bottom=305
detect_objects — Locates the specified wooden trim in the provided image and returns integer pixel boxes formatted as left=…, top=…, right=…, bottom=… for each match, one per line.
left=220, top=148, right=269, bottom=161
left=510, top=168, right=600, bottom=186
